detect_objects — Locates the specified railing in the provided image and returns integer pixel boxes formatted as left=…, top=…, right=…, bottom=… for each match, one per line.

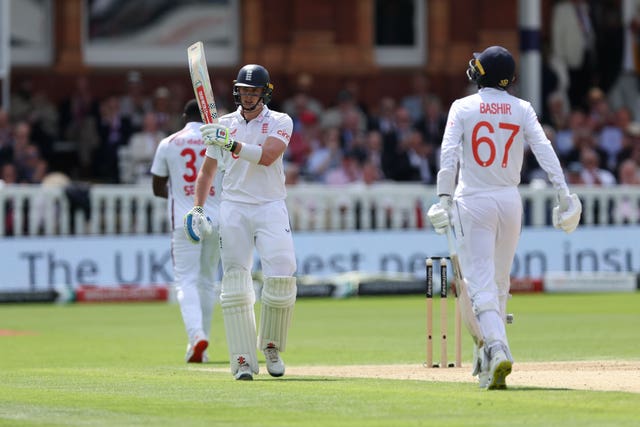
left=1, top=182, right=639, bottom=236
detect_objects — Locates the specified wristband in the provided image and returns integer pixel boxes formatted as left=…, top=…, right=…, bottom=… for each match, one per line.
left=238, top=143, right=262, bottom=164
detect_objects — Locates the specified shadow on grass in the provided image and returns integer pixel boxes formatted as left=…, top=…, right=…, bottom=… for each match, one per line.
left=253, top=378, right=341, bottom=382
left=504, top=386, right=572, bottom=392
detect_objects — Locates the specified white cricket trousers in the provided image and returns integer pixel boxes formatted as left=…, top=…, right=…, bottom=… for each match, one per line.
left=455, top=187, right=521, bottom=344
left=219, top=199, right=296, bottom=277
left=171, top=226, right=221, bottom=342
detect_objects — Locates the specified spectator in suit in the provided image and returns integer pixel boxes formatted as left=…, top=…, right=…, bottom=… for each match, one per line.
left=415, top=95, right=446, bottom=145
left=369, top=96, right=397, bottom=135
left=551, top=0, right=598, bottom=110
left=119, top=70, right=152, bottom=132
left=11, top=122, right=48, bottom=184
left=0, top=163, right=18, bottom=235
left=614, top=159, right=640, bottom=223
left=95, top=95, right=133, bottom=183
left=125, top=112, right=167, bottom=184
left=608, top=0, right=640, bottom=120
left=381, top=106, right=417, bottom=181
left=58, top=76, right=101, bottom=179
left=0, top=109, right=13, bottom=167
left=579, top=147, right=617, bottom=186
left=401, top=73, right=432, bottom=123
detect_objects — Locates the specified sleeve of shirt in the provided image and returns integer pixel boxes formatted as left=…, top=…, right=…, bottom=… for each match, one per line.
left=436, top=100, right=463, bottom=196
left=270, top=114, right=293, bottom=146
left=205, top=145, right=222, bottom=161
left=523, top=103, right=570, bottom=197
left=150, top=141, right=168, bottom=177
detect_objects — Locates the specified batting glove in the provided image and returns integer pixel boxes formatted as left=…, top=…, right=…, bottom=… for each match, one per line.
left=200, top=124, right=238, bottom=152
left=184, top=206, right=213, bottom=244
left=552, top=193, right=582, bottom=234
left=427, top=195, right=452, bottom=234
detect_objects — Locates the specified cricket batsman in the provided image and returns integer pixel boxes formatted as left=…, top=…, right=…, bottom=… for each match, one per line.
left=427, top=46, right=582, bottom=389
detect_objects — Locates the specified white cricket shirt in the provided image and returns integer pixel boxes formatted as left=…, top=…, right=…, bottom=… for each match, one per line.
left=437, top=87, right=569, bottom=198
left=210, top=105, right=293, bottom=204
left=151, top=122, right=222, bottom=229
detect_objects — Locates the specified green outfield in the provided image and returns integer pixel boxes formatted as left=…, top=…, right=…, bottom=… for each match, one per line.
left=1, top=292, right=639, bottom=426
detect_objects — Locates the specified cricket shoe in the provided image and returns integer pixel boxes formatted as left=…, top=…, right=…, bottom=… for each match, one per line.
left=263, top=344, right=285, bottom=377
left=185, top=336, right=208, bottom=363
left=478, top=371, right=490, bottom=389
left=486, top=348, right=512, bottom=390
left=234, top=358, right=254, bottom=381
left=472, top=343, right=490, bottom=388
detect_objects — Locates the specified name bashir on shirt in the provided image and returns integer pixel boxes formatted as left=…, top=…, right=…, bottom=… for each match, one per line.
left=479, top=102, right=512, bottom=115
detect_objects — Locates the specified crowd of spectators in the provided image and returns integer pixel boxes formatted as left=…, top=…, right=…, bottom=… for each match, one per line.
left=1, top=66, right=640, bottom=196
left=0, top=1, right=638, bottom=194
left=1, top=1, right=639, bottom=236
left=2, top=2, right=640, bottom=198
left=0, top=72, right=640, bottom=196
left=0, top=71, right=188, bottom=186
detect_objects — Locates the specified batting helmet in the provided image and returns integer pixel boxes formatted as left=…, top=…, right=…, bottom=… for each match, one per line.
left=233, top=64, right=274, bottom=106
left=466, top=46, right=515, bottom=90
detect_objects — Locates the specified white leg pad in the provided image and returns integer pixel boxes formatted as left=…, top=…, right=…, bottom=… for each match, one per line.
left=220, top=270, right=259, bottom=374
left=477, top=310, right=513, bottom=362
left=498, top=292, right=511, bottom=325
left=258, top=276, right=297, bottom=352
left=456, top=278, right=485, bottom=347
left=472, top=341, right=490, bottom=378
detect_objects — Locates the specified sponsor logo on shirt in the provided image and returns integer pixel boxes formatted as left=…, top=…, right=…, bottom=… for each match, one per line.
left=173, top=138, right=202, bottom=146
left=277, top=129, right=291, bottom=141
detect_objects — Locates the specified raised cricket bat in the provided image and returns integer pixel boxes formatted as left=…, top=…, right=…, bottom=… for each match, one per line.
left=446, top=226, right=484, bottom=348
left=187, top=41, right=218, bottom=124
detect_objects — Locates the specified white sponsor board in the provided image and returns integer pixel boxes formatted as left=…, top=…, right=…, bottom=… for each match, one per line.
left=544, top=272, right=637, bottom=293
left=0, top=226, right=638, bottom=291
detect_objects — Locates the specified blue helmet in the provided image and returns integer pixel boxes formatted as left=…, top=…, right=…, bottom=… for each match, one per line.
left=466, top=46, right=515, bottom=90
left=233, top=64, right=274, bottom=107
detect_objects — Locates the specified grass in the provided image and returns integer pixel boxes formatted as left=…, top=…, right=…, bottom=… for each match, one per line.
left=0, top=293, right=639, bottom=426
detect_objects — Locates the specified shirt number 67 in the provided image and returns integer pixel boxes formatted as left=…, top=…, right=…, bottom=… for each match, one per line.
left=471, top=121, right=520, bottom=168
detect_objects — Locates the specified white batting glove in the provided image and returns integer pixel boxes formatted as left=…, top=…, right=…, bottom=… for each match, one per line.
left=552, top=193, right=582, bottom=234
left=184, top=206, right=213, bottom=244
left=427, top=195, right=452, bottom=234
left=200, top=124, right=237, bottom=152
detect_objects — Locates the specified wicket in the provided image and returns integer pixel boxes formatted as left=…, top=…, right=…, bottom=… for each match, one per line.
left=425, top=257, right=462, bottom=368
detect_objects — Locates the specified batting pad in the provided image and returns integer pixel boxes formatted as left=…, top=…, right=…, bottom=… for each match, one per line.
left=456, top=279, right=485, bottom=346
left=499, top=293, right=510, bottom=325
left=258, top=276, right=297, bottom=352
left=220, top=270, right=259, bottom=374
